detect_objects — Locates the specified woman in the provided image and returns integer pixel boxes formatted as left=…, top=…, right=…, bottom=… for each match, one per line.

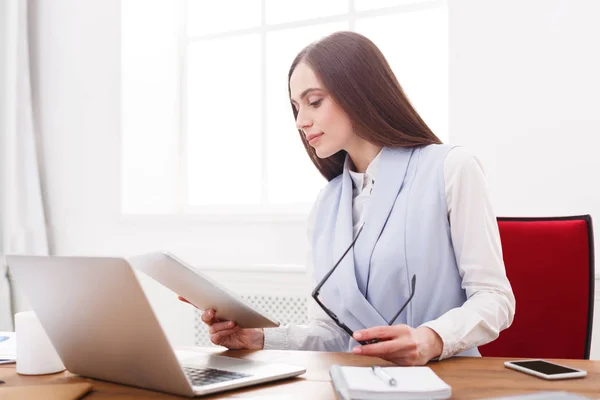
left=182, top=31, right=515, bottom=366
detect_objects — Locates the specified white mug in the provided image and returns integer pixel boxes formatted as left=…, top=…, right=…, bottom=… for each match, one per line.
left=15, top=310, right=66, bottom=375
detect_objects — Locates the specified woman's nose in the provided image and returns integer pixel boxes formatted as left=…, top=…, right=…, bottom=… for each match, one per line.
left=295, top=111, right=313, bottom=130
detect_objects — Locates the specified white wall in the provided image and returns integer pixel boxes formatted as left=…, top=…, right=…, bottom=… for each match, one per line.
left=28, top=0, right=600, bottom=357
left=28, top=0, right=309, bottom=265
left=449, top=0, right=600, bottom=218
left=449, top=0, right=600, bottom=358
left=0, top=0, right=7, bottom=134
left=28, top=0, right=310, bottom=347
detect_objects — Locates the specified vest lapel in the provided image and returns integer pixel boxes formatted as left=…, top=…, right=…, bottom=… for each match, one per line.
left=332, top=157, right=356, bottom=304
left=333, top=153, right=412, bottom=330
left=354, top=147, right=415, bottom=300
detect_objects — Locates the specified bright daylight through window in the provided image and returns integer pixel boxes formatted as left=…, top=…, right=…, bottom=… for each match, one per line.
left=121, top=0, right=448, bottom=215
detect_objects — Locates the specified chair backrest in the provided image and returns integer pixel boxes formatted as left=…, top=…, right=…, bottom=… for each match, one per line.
left=479, top=215, right=595, bottom=359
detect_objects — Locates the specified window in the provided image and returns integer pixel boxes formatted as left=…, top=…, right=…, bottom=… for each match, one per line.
left=121, top=0, right=448, bottom=216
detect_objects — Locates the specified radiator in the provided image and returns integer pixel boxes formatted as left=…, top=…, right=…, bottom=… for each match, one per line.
left=194, top=295, right=308, bottom=347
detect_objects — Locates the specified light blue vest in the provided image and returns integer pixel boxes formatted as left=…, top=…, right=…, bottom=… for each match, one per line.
left=312, top=144, right=480, bottom=356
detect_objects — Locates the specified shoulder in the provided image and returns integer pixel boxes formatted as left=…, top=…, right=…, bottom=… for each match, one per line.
left=444, top=146, right=486, bottom=180
left=310, top=174, right=343, bottom=213
left=307, top=175, right=342, bottom=239
left=414, top=144, right=455, bottom=170
left=443, top=146, right=490, bottom=210
left=319, top=174, right=343, bottom=198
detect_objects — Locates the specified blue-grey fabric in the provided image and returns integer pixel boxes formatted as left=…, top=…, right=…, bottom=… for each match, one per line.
left=312, top=144, right=480, bottom=356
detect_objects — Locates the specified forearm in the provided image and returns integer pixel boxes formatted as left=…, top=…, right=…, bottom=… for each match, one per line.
left=263, top=319, right=349, bottom=351
left=420, top=290, right=515, bottom=359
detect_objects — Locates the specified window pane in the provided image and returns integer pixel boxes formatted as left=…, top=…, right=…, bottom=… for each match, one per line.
left=356, top=7, right=448, bottom=140
left=187, top=35, right=262, bottom=205
left=266, top=23, right=347, bottom=204
left=265, top=0, right=347, bottom=25
left=355, top=0, right=430, bottom=11
left=187, top=0, right=262, bottom=36
left=121, top=0, right=178, bottom=213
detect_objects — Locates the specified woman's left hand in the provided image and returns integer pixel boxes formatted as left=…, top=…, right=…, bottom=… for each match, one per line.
left=352, top=325, right=443, bottom=366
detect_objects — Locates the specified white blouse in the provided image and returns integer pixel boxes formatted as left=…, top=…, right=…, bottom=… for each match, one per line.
left=263, top=146, right=516, bottom=360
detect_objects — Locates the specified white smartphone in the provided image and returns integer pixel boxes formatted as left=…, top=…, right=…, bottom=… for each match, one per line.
left=504, top=359, right=587, bottom=380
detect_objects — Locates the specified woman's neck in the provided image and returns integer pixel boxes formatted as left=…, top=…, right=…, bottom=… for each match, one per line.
left=347, top=142, right=383, bottom=173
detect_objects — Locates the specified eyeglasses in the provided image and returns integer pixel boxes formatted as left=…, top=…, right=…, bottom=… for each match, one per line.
left=311, top=223, right=417, bottom=346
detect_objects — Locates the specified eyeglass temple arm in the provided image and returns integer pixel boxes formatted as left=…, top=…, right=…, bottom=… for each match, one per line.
left=311, top=294, right=356, bottom=338
left=312, top=224, right=365, bottom=298
left=388, top=274, right=417, bottom=326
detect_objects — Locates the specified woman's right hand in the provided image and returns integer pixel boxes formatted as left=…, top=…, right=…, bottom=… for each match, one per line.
left=178, top=296, right=264, bottom=350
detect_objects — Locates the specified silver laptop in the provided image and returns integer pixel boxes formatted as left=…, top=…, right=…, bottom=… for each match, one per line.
left=6, top=255, right=306, bottom=397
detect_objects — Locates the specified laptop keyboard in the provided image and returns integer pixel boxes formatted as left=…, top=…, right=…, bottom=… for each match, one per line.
left=182, top=366, right=251, bottom=386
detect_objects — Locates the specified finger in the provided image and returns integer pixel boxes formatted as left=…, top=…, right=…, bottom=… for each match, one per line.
left=353, top=338, right=417, bottom=357
left=211, top=326, right=240, bottom=345
left=209, top=321, right=236, bottom=335
left=178, top=296, right=203, bottom=311
left=201, top=309, right=216, bottom=325
left=353, top=325, right=410, bottom=342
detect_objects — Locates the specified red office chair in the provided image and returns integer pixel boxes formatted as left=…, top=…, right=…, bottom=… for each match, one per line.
left=479, top=215, right=595, bottom=359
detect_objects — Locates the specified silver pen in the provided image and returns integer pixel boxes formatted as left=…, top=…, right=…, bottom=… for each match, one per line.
left=371, top=365, right=397, bottom=386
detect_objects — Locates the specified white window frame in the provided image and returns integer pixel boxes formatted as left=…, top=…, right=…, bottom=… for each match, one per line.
left=121, top=0, right=447, bottom=222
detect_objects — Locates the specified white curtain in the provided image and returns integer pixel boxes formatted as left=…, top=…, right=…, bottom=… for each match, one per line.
left=0, top=0, right=48, bottom=330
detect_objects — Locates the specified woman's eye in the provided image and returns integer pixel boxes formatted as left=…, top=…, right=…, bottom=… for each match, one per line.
left=309, top=99, right=323, bottom=107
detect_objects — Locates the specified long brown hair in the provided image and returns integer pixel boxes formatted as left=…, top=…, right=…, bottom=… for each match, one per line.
left=288, top=31, right=442, bottom=181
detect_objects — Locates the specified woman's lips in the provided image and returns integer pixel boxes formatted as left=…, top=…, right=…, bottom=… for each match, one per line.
left=307, top=133, right=324, bottom=144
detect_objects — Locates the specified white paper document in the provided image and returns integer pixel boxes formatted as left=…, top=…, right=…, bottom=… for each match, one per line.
left=330, top=365, right=451, bottom=400
left=0, top=331, right=16, bottom=363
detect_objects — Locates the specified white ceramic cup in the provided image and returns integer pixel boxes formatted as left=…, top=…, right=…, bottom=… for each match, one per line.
left=15, top=310, right=66, bottom=375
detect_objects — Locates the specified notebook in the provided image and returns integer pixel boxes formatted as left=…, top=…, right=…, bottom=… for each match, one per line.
left=330, top=365, right=452, bottom=400
left=0, top=332, right=16, bottom=364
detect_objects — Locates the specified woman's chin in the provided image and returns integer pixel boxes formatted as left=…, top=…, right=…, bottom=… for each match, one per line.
left=314, top=146, right=337, bottom=159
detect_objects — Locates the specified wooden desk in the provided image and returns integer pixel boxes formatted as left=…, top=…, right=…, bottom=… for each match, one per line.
left=1, top=349, right=599, bottom=399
